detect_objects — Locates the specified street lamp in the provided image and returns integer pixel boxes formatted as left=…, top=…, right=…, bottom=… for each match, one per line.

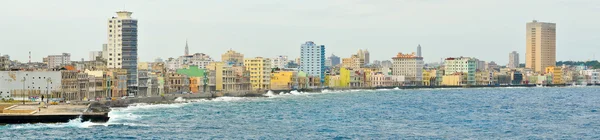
left=21, top=77, right=25, bottom=104
left=46, top=78, right=52, bottom=105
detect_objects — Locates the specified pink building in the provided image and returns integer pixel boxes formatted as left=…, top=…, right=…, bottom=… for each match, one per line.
left=370, top=72, right=394, bottom=87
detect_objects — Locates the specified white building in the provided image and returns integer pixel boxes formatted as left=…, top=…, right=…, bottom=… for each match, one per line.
left=0, top=54, right=10, bottom=70
left=106, top=11, right=138, bottom=91
left=47, top=53, right=71, bottom=68
left=582, top=69, right=600, bottom=84
left=89, top=51, right=102, bottom=61
left=391, top=52, right=423, bottom=85
left=300, top=41, right=325, bottom=82
left=508, top=51, right=519, bottom=69
left=271, top=55, right=288, bottom=68
left=166, top=53, right=213, bottom=71
left=0, top=71, right=62, bottom=99
left=444, top=57, right=477, bottom=85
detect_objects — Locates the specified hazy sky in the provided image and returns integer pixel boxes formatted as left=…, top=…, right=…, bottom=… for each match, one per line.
left=1, top=0, right=598, bottom=65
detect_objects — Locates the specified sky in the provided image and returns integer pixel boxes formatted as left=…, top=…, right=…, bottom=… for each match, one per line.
left=0, top=0, right=598, bottom=65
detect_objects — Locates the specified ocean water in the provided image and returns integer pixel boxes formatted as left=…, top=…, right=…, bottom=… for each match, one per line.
left=2, top=87, right=600, bottom=139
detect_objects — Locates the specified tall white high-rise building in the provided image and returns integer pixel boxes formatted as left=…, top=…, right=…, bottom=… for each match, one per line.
left=508, top=51, right=519, bottom=69
left=106, top=11, right=138, bottom=93
left=300, top=41, right=325, bottom=82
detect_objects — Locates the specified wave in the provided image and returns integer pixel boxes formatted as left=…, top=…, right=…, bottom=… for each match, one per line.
left=264, top=90, right=276, bottom=97
left=210, top=96, right=249, bottom=102
left=174, top=97, right=186, bottom=102
left=7, top=117, right=113, bottom=130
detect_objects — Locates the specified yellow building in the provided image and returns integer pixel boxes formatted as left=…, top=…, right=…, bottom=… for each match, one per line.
left=244, top=57, right=271, bottom=90
left=207, top=62, right=226, bottom=91
left=207, top=62, right=251, bottom=91
left=324, top=75, right=330, bottom=87
left=342, top=55, right=364, bottom=69
left=442, top=73, right=466, bottom=86
left=221, top=49, right=244, bottom=65
left=422, top=70, right=431, bottom=86
left=545, top=66, right=564, bottom=84
left=329, top=75, right=341, bottom=87
left=339, top=67, right=351, bottom=87
left=189, top=77, right=200, bottom=93
left=270, top=71, right=297, bottom=90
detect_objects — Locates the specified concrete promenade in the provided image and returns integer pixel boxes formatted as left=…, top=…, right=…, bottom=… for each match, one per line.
left=0, top=103, right=109, bottom=124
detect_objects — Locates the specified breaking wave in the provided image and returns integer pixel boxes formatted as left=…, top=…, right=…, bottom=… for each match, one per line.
left=6, top=117, right=104, bottom=129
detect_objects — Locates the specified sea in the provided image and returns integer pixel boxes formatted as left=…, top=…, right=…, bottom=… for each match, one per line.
left=1, top=87, right=600, bottom=139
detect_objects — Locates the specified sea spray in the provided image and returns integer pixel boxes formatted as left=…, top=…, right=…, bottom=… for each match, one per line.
left=174, top=97, right=186, bottom=102
left=264, top=90, right=276, bottom=97
left=8, top=117, right=102, bottom=129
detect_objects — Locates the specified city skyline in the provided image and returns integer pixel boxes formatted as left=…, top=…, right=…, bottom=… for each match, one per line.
left=1, top=0, right=599, bottom=64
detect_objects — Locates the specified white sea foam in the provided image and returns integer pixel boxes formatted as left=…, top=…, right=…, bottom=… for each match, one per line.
left=122, top=103, right=186, bottom=111
left=107, top=112, right=141, bottom=121
left=393, top=87, right=400, bottom=90
left=8, top=117, right=110, bottom=129
left=349, top=89, right=362, bottom=92
left=210, top=96, right=248, bottom=102
left=174, top=97, right=187, bottom=102
left=264, top=90, right=276, bottom=97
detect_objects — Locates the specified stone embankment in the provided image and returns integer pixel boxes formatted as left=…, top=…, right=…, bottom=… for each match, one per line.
left=100, top=84, right=598, bottom=108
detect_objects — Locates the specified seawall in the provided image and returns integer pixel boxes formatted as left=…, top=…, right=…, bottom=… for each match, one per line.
left=0, top=113, right=109, bottom=124
left=103, top=84, right=598, bottom=107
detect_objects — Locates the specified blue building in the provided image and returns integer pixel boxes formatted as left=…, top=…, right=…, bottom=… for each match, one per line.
left=328, top=54, right=340, bottom=67
left=300, top=41, right=325, bottom=85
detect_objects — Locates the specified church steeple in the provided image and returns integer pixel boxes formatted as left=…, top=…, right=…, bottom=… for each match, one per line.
left=185, top=39, right=189, bottom=56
